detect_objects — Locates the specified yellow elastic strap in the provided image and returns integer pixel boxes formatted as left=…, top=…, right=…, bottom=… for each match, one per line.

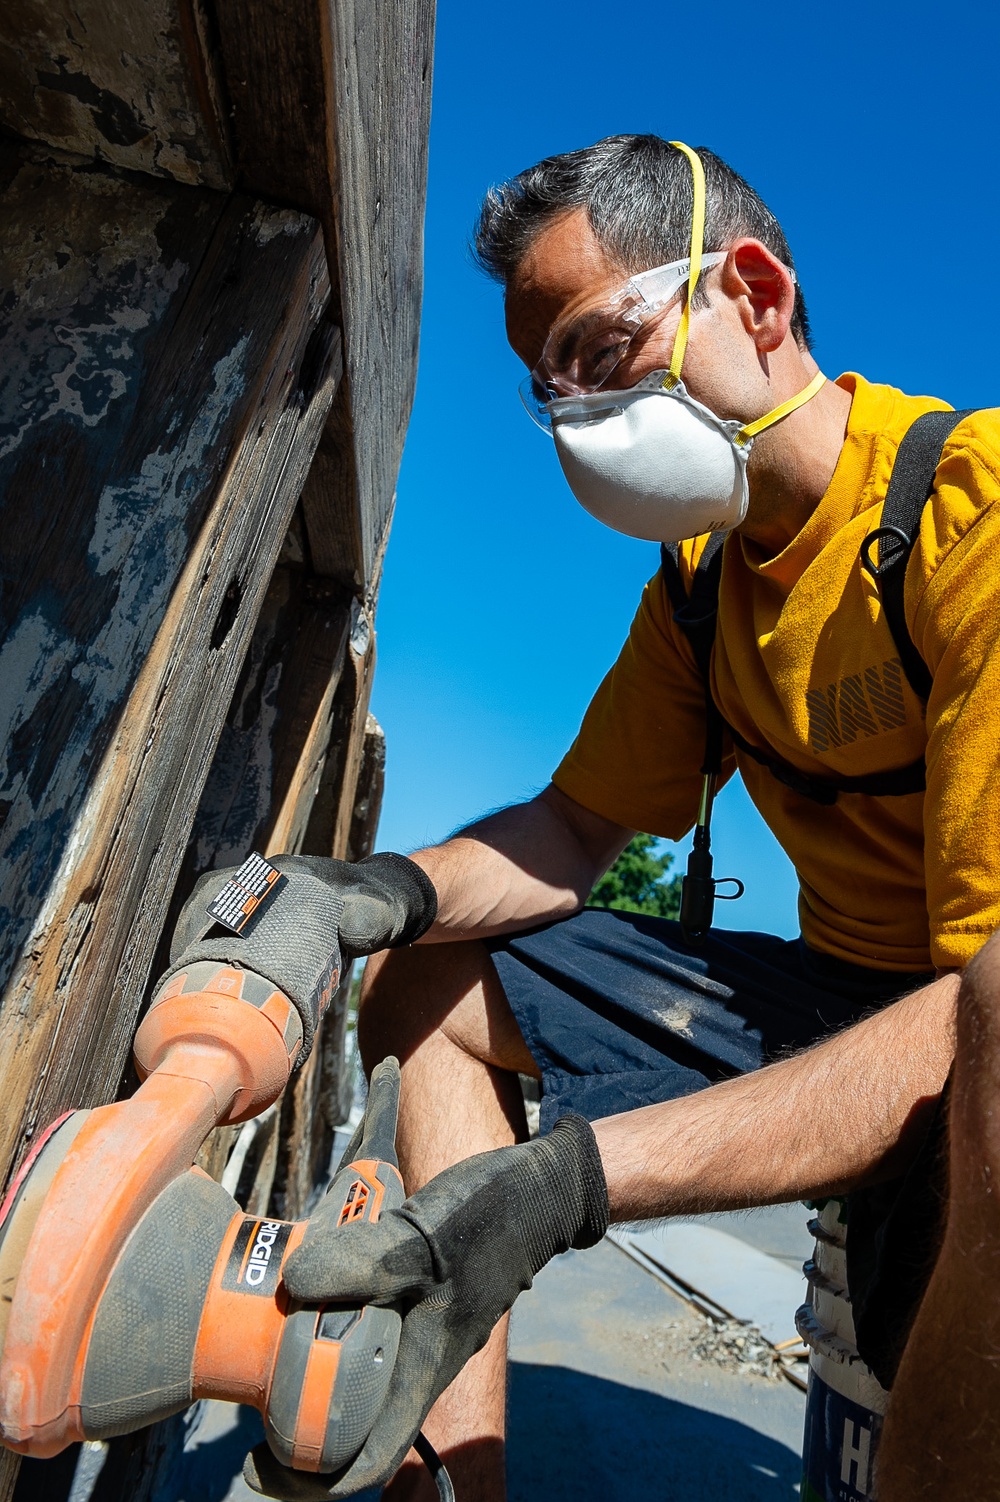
left=667, top=141, right=706, bottom=384
left=734, top=370, right=827, bottom=448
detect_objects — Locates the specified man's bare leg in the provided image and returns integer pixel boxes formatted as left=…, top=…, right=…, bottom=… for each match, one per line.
left=878, top=934, right=1000, bottom=1499
left=357, top=940, right=539, bottom=1502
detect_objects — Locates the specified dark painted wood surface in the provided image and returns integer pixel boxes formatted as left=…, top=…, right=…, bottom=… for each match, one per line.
left=0, top=0, right=436, bottom=591
left=0, top=147, right=337, bottom=1180
left=175, top=559, right=354, bottom=881
left=0, top=0, right=231, bottom=187
left=0, top=0, right=434, bottom=1485
left=215, top=0, right=436, bottom=589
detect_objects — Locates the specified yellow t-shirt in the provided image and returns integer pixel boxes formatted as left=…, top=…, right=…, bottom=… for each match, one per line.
left=553, top=374, right=1000, bottom=972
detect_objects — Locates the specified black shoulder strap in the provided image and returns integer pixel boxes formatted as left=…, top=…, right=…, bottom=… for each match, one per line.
left=661, top=519, right=929, bottom=805
left=860, top=408, right=976, bottom=701
left=661, top=535, right=726, bottom=775
left=662, top=400, right=976, bottom=804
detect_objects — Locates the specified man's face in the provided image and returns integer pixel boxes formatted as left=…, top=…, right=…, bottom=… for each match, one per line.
left=504, top=208, right=787, bottom=430
left=505, top=206, right=696, bottom=399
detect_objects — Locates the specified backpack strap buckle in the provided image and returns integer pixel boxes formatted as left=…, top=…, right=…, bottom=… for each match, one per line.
left=859, top=525, right=913, bottom=579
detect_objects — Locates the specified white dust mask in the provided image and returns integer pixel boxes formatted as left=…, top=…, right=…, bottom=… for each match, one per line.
left=534, top=141, right=826, bottom=543
left=550, top=373, right=752, bottom=542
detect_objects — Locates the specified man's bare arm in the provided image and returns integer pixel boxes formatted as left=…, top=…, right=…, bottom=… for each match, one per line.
left=593, top=970, right=960, bottom=1218
left=410, top=784, right=633, bottom=941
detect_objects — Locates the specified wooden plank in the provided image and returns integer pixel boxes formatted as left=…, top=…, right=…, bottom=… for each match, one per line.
left=169, top=561, right=354, bottom=885
left=0, top=0, right=231, bottom=188
left=347, top=714, right=387, bottom=864
left=243, top=1107, right=281, bottom=1216
left=195, top=1124, right=240, bottom=1183
left=0, top=1458, right=17, bottom=1501
left=0, top=149, right=338, bottom=1185
left=299, top=387, right=366, bottom=589
left=268, top=604, right=380, bottom=1213
left=153, top=549, right=356, bottom=1213
left=318, top=969, right=360, bottom=1160
left=162, top=526, right=377, bottom=983
left=302, top=600, right=378, bottom=857
left=270, top=1037, right=327, bottom=1221
left=213, top=0, right=435, bottom=588
left=262, top=578, right=356, bottom=859
left=319, top=713, right=387, bottom=1130
left=320, top=0, right=434, bottom=586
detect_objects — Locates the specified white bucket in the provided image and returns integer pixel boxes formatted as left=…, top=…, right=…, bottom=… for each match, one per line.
left=796, top=1201, right=889, bottom=1502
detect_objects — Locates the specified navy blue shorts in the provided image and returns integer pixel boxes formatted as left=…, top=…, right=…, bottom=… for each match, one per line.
left=487, top=908, right=931, bottom=1132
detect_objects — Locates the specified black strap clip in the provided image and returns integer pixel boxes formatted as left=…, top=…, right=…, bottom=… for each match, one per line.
left=859, top=525, right=912, bottom=579
left=679, top=774, right=745, bottom=944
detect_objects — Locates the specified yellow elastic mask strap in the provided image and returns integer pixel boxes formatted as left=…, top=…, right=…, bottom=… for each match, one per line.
left=734, top=369, right=827, bottom=449
left=666, top=141, right=707, bottom=386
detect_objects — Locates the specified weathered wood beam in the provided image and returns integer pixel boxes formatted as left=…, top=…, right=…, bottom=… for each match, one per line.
left=0, top=0, right=435, bottom=589
left=187, top=669, right=386, bottom=1220
left=269, top=604, right=379, bottom=1218
left=213, top=0, right=435, bottom=590
left=0, top=0, right=232, bottom=187
left=161, top=546, right=355, bottom=1208
left=0, top=149, right=338, bottom=1185
left=347, top=714, right=387, bottom=865
left=301, top=600, right=378, bottom=857
left=168, top=560, right=354, bottom=889
left=319, top=712, right=387, bottom=1131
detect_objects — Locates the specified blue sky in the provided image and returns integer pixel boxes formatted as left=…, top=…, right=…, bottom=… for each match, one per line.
left=370, top=0, right=1000, bottom=937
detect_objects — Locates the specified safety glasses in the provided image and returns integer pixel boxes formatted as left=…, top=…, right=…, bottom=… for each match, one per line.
left=518, top=251, right=726, bottom=431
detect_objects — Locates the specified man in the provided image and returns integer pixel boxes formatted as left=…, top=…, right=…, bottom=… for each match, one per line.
left=247, top=135, right=1000, bottom=1500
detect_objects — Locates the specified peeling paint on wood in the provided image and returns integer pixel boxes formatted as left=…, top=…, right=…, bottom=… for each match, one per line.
left=0, top=0, right=432, bottom=1484
left=0, top=0, right=232, bottom=187
left=0, top=147, right=337, bottom=1180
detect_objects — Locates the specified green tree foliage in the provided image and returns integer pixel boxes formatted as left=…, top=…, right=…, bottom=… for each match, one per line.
left=587, top=833, right=682, bottom=919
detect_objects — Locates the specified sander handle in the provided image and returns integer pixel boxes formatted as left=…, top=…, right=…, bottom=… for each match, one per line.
left=263, top=1058, right=406, bottom=1474
left=352, top=1057, right=400, bottom=1172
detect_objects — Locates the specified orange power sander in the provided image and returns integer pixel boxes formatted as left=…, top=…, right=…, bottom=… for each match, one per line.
left=0, top=853, right=439, bottom=1492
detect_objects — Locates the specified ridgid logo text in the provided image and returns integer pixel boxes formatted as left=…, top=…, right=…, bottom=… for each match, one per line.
left=245, top=1221, right=283, bottom=1286
left=222, top=1216, right=293, bottom=1295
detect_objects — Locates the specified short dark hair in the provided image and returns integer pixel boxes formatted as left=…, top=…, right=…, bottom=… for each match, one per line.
left=473, top=134, right=812, bottom=350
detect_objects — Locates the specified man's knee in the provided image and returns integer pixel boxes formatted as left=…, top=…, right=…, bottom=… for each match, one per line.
left=357, top=939, right=537, bottom=1079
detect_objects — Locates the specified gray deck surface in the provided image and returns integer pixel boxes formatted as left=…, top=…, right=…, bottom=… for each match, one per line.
left=683, top=1201, right=815, bottom=1273
left=506, top=1236, right=805, bottom=1502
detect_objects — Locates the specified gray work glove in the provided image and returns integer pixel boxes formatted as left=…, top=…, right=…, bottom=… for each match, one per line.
left=173, top=851, right=438, bottom=963
left=274, top=854, right=438, bottom=959
left=243, top=1116, right=609, bottom=1499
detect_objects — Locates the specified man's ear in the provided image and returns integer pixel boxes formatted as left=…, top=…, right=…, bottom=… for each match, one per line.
left=720, top=240, right=796, bottom=354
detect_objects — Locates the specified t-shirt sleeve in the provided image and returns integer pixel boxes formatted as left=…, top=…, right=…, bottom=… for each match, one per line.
left=912, top=415, right=1000, bottom=968
left=552, top=566, right=735, bottom=838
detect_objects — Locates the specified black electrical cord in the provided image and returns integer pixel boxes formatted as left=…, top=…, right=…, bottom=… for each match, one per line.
left=414, top=1431, right=455, bottom=1502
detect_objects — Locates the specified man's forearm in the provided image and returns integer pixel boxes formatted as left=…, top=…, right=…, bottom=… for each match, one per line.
left=593, top=971, right=959, bottom=1220
left=410, top=787, right=631, bottom=942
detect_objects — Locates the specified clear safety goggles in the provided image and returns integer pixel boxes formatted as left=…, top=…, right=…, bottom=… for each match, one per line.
left=518, top=252, right=726, bottom=431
